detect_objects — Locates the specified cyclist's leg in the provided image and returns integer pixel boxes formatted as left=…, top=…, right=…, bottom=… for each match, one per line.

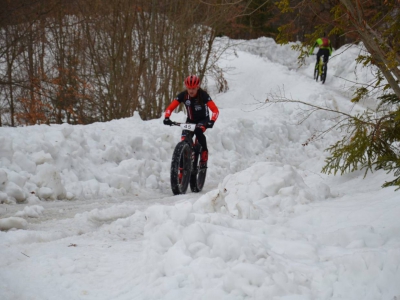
left=316, top=50, right=323, bottom=66
left=194, top=119, right=209, bottom=164
left=321, top=49, right=329, bottom=64
left=322, top=50, right=329, bottom=71
left=314, top=51, right=322, bottom=80
left=194, top=126, right=207, bottom=152
left=323, top=53, right=329, bottom=74
left=320, top=50, right=329, bottom=83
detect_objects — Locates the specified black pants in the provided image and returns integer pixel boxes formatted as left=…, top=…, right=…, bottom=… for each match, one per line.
left=317, top=48, right=330, bottom=64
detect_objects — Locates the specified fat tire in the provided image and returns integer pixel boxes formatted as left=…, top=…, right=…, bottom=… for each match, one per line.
left=190, top=144, right=207, bottom=193
left=170, top=141, right=192, bottom=195
left=314, top=62, right=319, bottom=81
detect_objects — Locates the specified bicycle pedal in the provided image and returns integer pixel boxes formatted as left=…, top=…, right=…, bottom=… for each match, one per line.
left=199, top=163, right=208, bottom=169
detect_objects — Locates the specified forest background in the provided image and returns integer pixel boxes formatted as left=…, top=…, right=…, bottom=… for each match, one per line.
left=1, top=0, right=400, bottom=188
left=0, top=0, right=358, bottom=126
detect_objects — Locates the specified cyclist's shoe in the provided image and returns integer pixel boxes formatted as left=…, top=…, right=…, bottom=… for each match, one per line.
left=200, top=150, right=208, bottom=169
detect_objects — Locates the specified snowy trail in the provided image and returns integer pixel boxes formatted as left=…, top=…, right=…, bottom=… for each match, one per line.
left=0, top=188, right=182, bottom=221
left=1, top=38, right=400, bottom=300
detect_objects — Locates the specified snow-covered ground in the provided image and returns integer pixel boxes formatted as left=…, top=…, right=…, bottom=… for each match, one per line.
left=1, top=37, right=399, bottom=300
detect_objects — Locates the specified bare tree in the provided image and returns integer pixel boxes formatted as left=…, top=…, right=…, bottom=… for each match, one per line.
left=0, top=0, right=260, bottom=125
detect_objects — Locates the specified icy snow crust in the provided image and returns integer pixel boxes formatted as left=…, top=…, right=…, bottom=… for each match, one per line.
left=1, top=37, right=399, bottom=299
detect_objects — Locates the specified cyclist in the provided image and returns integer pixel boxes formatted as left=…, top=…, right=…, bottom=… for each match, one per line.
left=309, top=34, right=333, bottom=65
left=163, top=75, right=219, bottom=167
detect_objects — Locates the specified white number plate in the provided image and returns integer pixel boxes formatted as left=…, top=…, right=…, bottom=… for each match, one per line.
left=180, top=124, right=196, bottom=131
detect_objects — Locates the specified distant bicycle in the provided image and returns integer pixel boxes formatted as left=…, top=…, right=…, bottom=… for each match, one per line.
left=314, top=56, right=328, bottom=84
left=168, top=122, right=207, bottom=195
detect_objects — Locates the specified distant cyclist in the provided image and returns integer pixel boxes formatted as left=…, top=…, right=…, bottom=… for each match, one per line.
left=163, top=75, right=219, bottom=167
left=309, top=34, right=333, bottom=64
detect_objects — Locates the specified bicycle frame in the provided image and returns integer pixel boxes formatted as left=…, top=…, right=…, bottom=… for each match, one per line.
left=179, top=124, right=198, bottom=146
left=177, top=123, right=203, bottom=171
left=169, top=122, right=206, bottom=194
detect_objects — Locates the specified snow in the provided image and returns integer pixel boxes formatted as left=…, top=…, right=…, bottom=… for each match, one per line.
left=1, top=37, right=400, bottom=300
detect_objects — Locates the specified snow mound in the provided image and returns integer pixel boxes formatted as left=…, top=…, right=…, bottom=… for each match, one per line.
left=0, top=217, right=28, bottom=231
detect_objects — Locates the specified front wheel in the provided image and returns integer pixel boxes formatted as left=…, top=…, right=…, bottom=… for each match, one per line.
left=314, top=62, right=319, bottom=81
left=190, top=144, right=207, bottom=193
left=170, top=141, right=192, bottom=195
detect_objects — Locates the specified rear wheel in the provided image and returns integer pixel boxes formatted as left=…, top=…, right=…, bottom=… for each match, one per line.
left=190, top=144, right=207, bottom=193
left=170, top=141, right=192, bottom=195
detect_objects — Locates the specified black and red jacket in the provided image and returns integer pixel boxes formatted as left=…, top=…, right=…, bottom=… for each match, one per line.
left=165, top=89, right=219, bottom=123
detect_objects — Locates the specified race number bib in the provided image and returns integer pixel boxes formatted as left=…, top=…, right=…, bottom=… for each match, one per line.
left=180, top=124, right=196, bottom=131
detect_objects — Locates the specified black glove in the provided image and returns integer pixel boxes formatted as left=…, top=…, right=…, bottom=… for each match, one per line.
left=206, top=120, right=215, bottom=128
left=163, top=117, right=173, bottom=126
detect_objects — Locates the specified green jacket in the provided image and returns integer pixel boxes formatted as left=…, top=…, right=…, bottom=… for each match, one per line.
left=309, top=38, right=333, bottom=55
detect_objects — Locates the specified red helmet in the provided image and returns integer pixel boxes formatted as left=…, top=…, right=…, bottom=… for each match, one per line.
left=184, top=75, right=200, bottom=89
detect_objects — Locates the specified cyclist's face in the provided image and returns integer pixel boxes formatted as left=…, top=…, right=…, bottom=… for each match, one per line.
left=187, top=87, right=199, bottom=97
